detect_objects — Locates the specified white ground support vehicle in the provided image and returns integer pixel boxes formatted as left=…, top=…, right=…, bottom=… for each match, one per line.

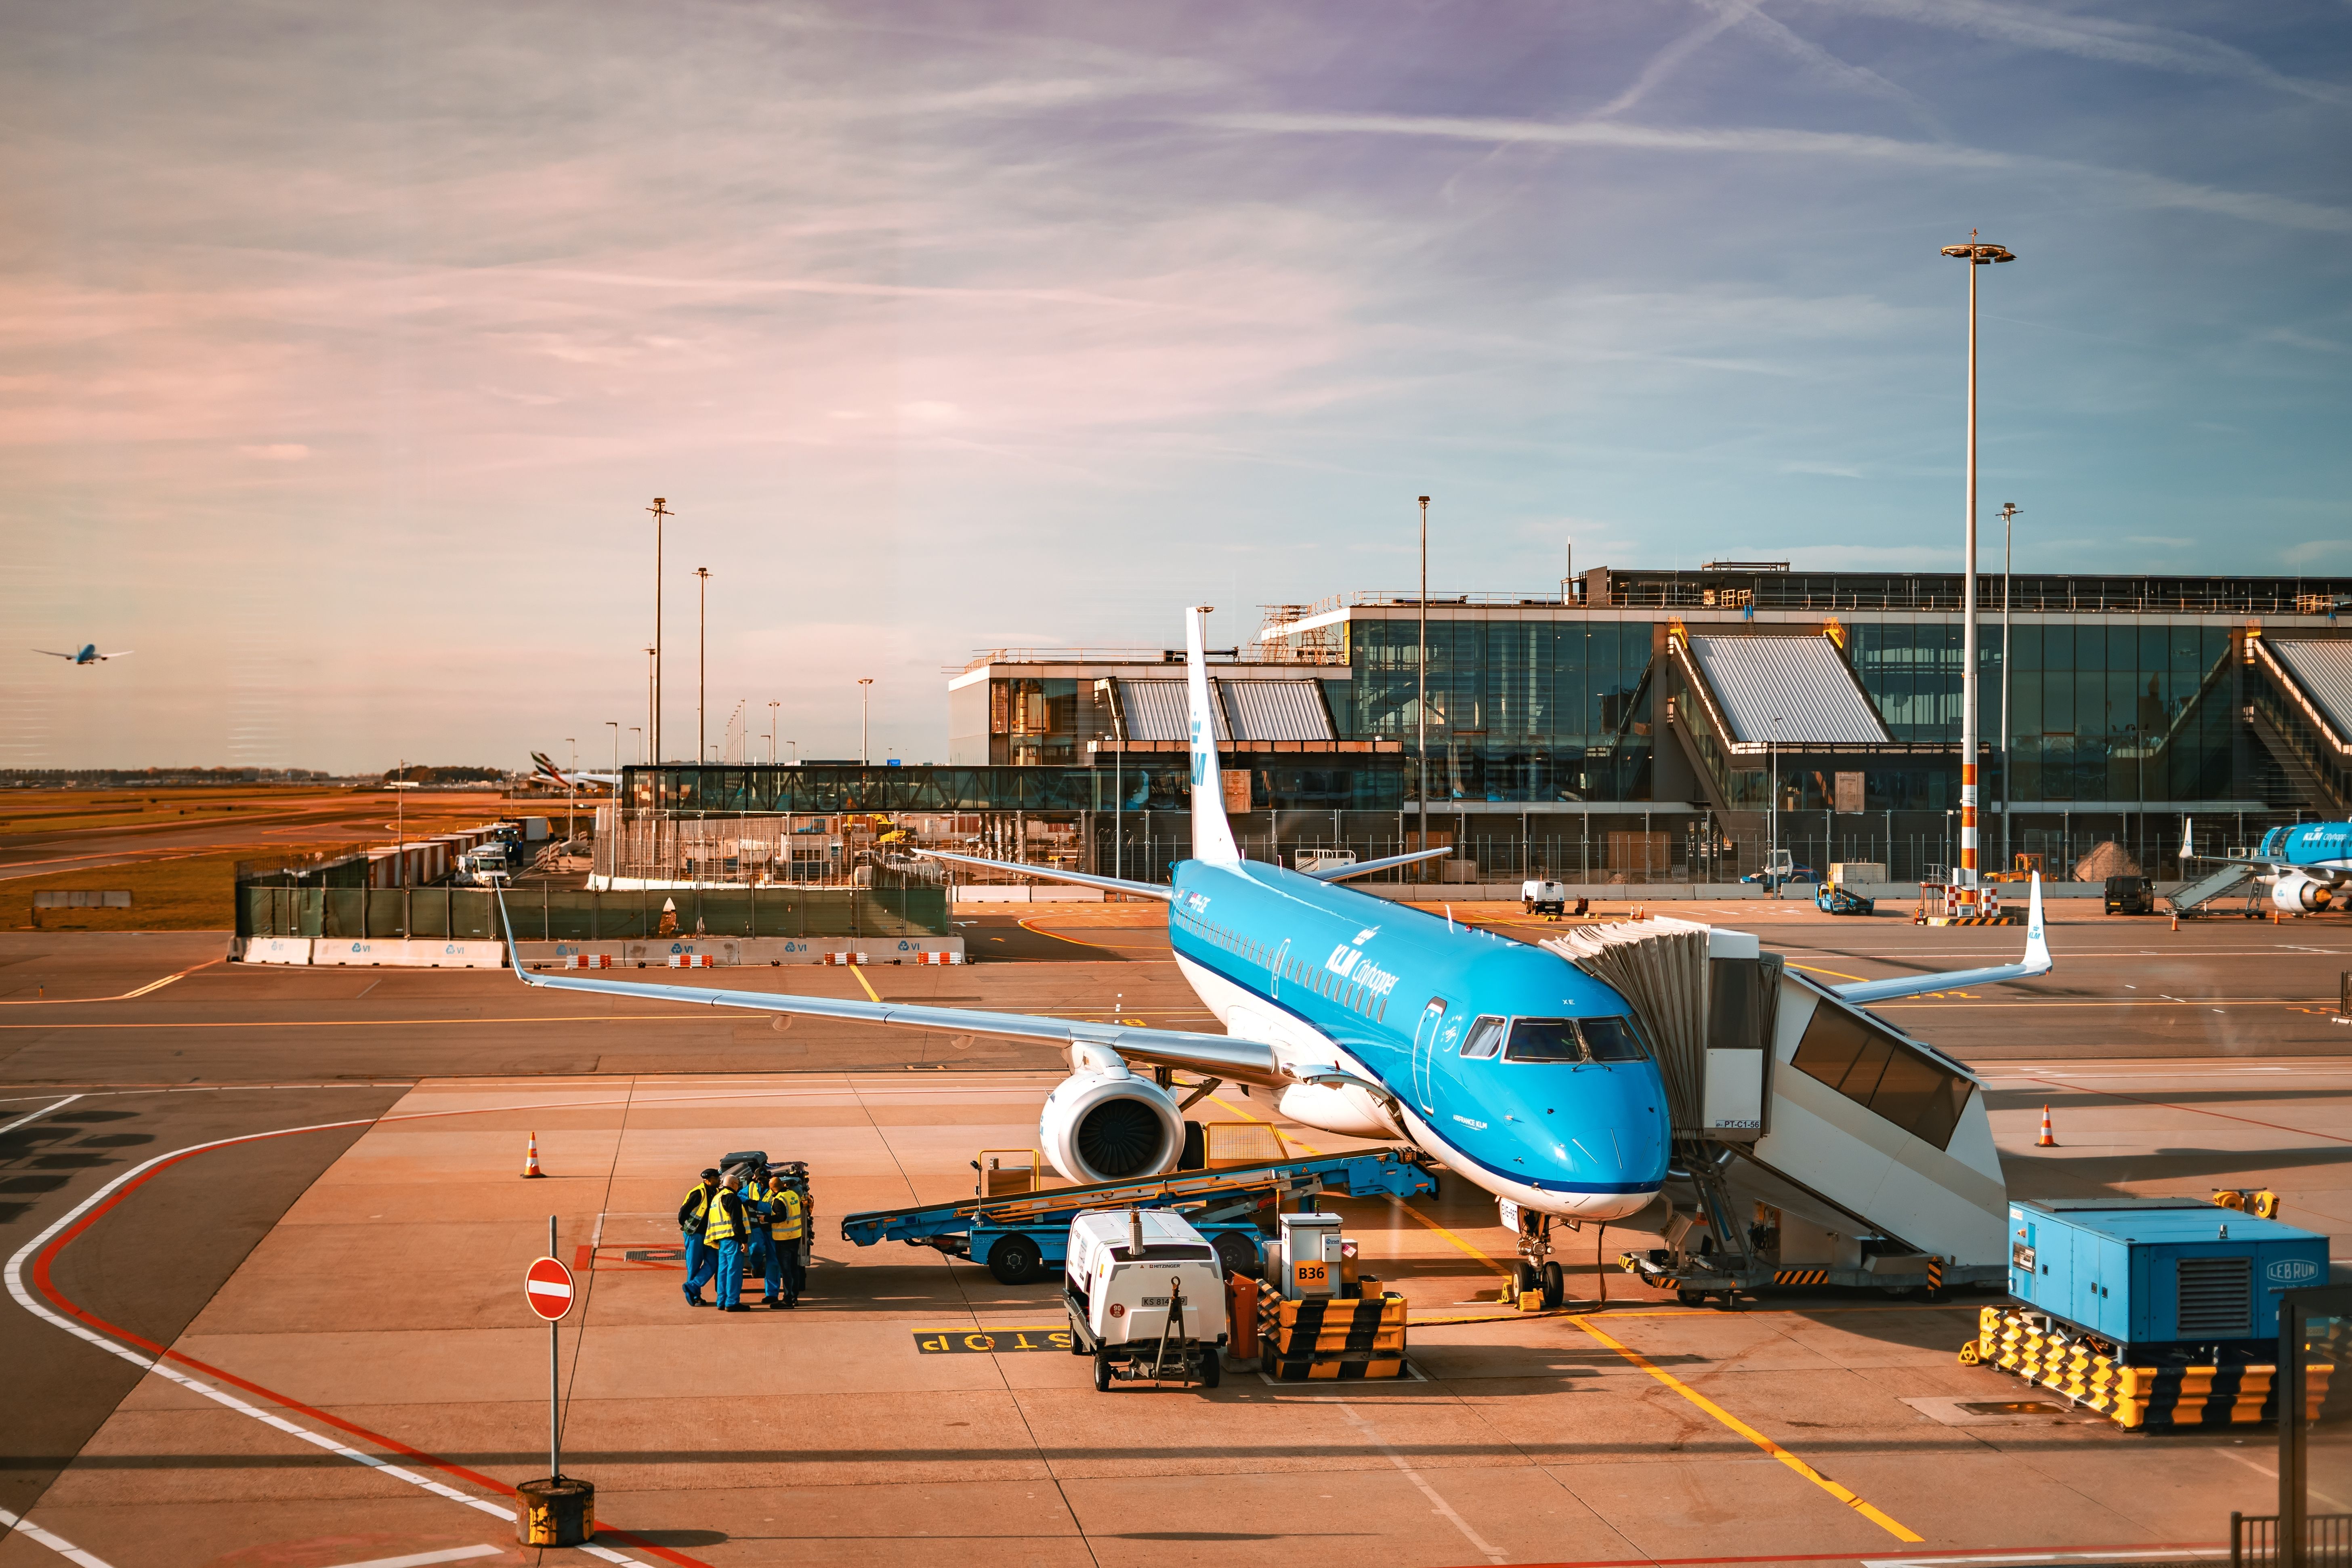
left=1064, top=1207, right=1230, bottom=1390
left=1521, top=878, right=1567, bottom=915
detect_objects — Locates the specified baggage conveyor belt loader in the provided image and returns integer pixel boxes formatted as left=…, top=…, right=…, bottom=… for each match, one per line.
left=840, top=1146, right=1438, bottom=1285
left=1542, top=915, right=2017, bottom=1308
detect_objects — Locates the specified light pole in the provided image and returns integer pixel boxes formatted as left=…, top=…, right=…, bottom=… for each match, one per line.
left=605, top=721, right=620, bottom=793
left=643, top=647, right=657, bottom=766
left=1769, top=717, right=1784, bottom=896
left=1417, top=495, right=1430, bottom=875
left=695, top=566, right=710, bottom=772
left=768, top=701, right=780, bottom=766
left=859, top=679, right=874, bottom=766
left=1097, top=678, right=1126, bottom=880
left=1940, top=232, right=2016, bottom=913
left=647, top=499, right=670, bottom=763
left=564, top=737, right=576, bottom=842
left=1998, top=500, right=2021, bottom=877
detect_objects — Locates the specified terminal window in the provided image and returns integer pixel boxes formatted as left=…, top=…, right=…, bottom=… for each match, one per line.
left=1788, top=1002, right=1972, bottom=1150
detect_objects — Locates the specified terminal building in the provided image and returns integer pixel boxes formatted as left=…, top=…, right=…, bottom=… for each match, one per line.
left=616, top=565, right=2352, bottom=889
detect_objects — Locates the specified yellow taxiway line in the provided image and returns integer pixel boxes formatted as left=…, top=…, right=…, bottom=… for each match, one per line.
left=1573, top=1314, right=1924, bottom=1543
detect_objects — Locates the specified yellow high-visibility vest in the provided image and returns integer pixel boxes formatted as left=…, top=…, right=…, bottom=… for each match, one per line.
left=772, top=1188, right=805, bottom=1241
left=680, top=1184, right=713, bottom=1230
left=704, top=1191, right=742, bottom=1243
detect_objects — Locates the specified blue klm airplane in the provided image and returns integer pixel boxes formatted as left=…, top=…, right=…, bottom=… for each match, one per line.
left=503, top=607, right=2049, bottom=1285
left=34, top=643, right=133, bottom=665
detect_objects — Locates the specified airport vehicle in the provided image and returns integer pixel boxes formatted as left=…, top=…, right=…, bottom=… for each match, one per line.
left=2104, top=875, right=2155, bottom=916
left=33, top=643, right=132, bottom=665
left=2177, top=815, right=2352, bottom=915
left=457, top=843, right=513, bottom=886
left=499, top=604, right=2052, bottom=1289
left=1064, top=1208, right=1229, bottom=1390
left=1815, top=882, right=1875, bottom=916
left=838, top=1145, right=1435, bottom=1283
left=1521, top=879, right=1566, bottom=915
left=1741, top=852, right=1816, bottom=890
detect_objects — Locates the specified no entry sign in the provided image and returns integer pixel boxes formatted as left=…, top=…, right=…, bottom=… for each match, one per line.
left=525, top=1255, right=575, bottom=1321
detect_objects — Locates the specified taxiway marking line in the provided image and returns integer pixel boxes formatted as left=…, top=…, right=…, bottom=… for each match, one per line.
left=320, top=1549, right=502, bottom=1568
left=3, top=1100, right=735, bottom=1568
left=850, top=966, right=882, bottom=1003
left=0, top=1094, right=82, bottom=1136
left=1386, top=1195, right=1515, bottom=1280
left=1015, top=915, right=1123, bottom=953
left=1519, top=1541, right=2222, bottom=1568
left=1572, top=1316, right=1923, bottom=1543
left=0, top=1501, right=116, bottom=1568
left=1337, top=1399, right=1505, bottom=1565
left=1788, top=962, right=1871, bottom=983
left=2009, top=1073, right=2352, bottom=1147
left=0, top=958, right=218, bottom=1006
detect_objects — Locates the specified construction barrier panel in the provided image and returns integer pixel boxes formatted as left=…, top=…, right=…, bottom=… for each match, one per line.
left=1974, top=1306, right=2335, bottom=1430
left=309, top=939, right=508, bottom=969
left=1258, top=1292, right=1409, bottom=1379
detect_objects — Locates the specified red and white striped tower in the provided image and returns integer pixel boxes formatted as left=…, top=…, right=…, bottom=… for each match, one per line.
left=1941, top=232, right=2016, bottom=913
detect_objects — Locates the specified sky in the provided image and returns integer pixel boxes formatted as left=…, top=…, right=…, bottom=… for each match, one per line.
left=3, top=1, right=2348, bottom=771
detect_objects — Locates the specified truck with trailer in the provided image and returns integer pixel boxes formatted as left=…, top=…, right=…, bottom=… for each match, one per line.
left=1064, top=1208, right=1229, bottom=1390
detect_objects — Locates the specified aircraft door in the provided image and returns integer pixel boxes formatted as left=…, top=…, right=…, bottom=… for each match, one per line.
left=1411, top=998, right=1449, bottom=1113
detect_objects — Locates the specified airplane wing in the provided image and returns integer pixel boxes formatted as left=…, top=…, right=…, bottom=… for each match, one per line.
left=1830, top=874, right=2050, bottom=1004
left=911, top=847, right=1172, bottom=901
left=31, top=650, right=75, bottom=659
left=99, top=651, right=132, bottom=659
left=1301, top=847, right=1455, bottom=883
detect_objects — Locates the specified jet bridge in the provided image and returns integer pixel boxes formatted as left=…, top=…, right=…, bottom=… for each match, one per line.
left=1546, top=917, right=2008, bottom=1303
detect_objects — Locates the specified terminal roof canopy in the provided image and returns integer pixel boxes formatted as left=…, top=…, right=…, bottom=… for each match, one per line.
left=2270, top=640, right=2352, bottom=738
left=1687, top=635, right=1891, bottom=746
left=1114, top=678, right=1333, bottom=744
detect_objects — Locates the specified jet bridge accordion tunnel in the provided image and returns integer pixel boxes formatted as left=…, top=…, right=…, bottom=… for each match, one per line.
left=1546, top=917, right=2009, bottom=1304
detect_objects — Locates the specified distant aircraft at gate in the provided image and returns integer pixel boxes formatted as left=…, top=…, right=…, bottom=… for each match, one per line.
left=33, top=644, right=132, bottom=665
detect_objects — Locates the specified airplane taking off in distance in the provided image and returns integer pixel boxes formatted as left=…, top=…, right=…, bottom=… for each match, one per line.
left=33, top=644, right=132, bottom=665
left=502, top=605, right=2051, bottom=1279
left=529, top=751, right=620, bottom=790
left=2183, top=815, right=2352, bottom=913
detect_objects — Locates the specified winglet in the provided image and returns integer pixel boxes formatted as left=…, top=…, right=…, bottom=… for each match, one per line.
left=494, top=886, right=537, bottom=986
left=1185, top=605, right=1241, bottom=866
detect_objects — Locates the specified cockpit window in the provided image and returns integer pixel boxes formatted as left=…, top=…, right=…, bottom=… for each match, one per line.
left=1459, top=1015, right=1506, bottom=1059
left=1502, top=1019, right=1583, bottom=1062
left=1580, top=1016, right=1648, bottom=1062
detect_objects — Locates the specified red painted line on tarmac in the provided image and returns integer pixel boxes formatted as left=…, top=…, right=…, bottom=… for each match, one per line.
left=29, top=1110, right=716, bottom=1568
left=1509, top=1543, right=2223, bottom=1568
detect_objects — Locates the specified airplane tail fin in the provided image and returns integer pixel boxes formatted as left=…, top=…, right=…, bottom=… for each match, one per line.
left=1185, top=606, right=1241, bottom=866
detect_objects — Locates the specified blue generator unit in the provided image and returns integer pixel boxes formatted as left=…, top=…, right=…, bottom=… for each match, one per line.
left=2008, top=1198, right=2329, bottom=1358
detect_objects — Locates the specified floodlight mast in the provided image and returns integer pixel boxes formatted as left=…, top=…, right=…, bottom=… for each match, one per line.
left=1940, top=233, right=2016, bottom=913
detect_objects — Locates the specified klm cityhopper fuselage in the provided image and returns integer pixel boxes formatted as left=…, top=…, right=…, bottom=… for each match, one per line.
left=1163, top=854, right=1669, bottom=1218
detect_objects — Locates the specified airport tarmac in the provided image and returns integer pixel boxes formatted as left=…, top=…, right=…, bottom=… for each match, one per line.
left=2, top=903, right=2349, bottom=1566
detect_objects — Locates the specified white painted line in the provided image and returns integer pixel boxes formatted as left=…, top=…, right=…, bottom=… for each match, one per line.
left=0, top=1094, right=81, bottom=1138
left=2, top=1118, right=647, bottom=1568
left=1338, top=1399, right=1504, bottom=1565
left=320, top=1548, right=502, bottom=1568
left=1865, top=1551, right=2222, bottom=1567
left=0, top=1502, right=117, bottom=1568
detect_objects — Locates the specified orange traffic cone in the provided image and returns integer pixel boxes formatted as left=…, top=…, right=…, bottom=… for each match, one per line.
left=523, top=1132, right=547, bottom=1178
left=2037, top=1106, right=2057, bottom=1148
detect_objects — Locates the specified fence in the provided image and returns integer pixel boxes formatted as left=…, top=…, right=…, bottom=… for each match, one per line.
left=236, top=884, right=951, bottom=941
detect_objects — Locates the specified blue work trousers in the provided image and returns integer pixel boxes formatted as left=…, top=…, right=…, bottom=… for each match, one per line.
left=713, top=1237, right=743, bottom=1307
left=746, top=1232, right=779, bottom=1299
left=683, top=1230, right=712, bottom=1301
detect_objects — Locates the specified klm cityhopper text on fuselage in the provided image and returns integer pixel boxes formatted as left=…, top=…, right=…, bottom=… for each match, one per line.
left=1162, top=855, right=1669, bottom=1213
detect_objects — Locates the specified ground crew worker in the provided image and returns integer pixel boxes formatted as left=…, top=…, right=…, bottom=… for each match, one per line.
left=743, top=1168, right=782, bottom=1308
left=677, top=1167, right=721, bottom=1307
left=704, top=1172, right=751, bottom=1312
left=767, top=1165, right=806, bottom=1306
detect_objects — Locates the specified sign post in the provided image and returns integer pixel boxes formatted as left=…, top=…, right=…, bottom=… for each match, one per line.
left=519, top=1219, right=593, bottom=1545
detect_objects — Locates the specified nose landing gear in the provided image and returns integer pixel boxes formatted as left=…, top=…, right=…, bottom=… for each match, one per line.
left=1507, top=1206, right=1569, bottom=1309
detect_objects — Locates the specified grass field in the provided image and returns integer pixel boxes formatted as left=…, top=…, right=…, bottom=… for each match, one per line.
left=4, top=785, right=550, bottom=929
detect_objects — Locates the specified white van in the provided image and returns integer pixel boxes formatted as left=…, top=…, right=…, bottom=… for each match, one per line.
left=1064, top=1208, right=1230, bottom=1390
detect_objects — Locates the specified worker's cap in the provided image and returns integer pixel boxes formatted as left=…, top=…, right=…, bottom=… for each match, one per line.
left=699, top=1167, right=720, bottom=1180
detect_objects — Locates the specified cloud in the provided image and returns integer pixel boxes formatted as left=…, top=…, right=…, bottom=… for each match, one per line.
left=1194, top=111, right=2352, bottom=234
left=1781, top=460, right=1865, bottom=478
left=235, top=443, right=309, bottom=461
left=2284, top=541, right=2343, bottom=567
left=2125, top=535, right=2193, bottom=548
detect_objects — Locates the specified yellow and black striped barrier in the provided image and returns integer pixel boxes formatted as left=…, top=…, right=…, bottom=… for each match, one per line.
left=1969, top=1306, right=2334, bottom=1429
left=1259, top=1291, right=1408, bottom=1380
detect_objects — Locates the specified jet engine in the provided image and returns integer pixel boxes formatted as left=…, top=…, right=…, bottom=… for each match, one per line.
left=1039, top=1065, right=1184, bottom=1184
left=2272, top=873, right=2336, bottom=913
